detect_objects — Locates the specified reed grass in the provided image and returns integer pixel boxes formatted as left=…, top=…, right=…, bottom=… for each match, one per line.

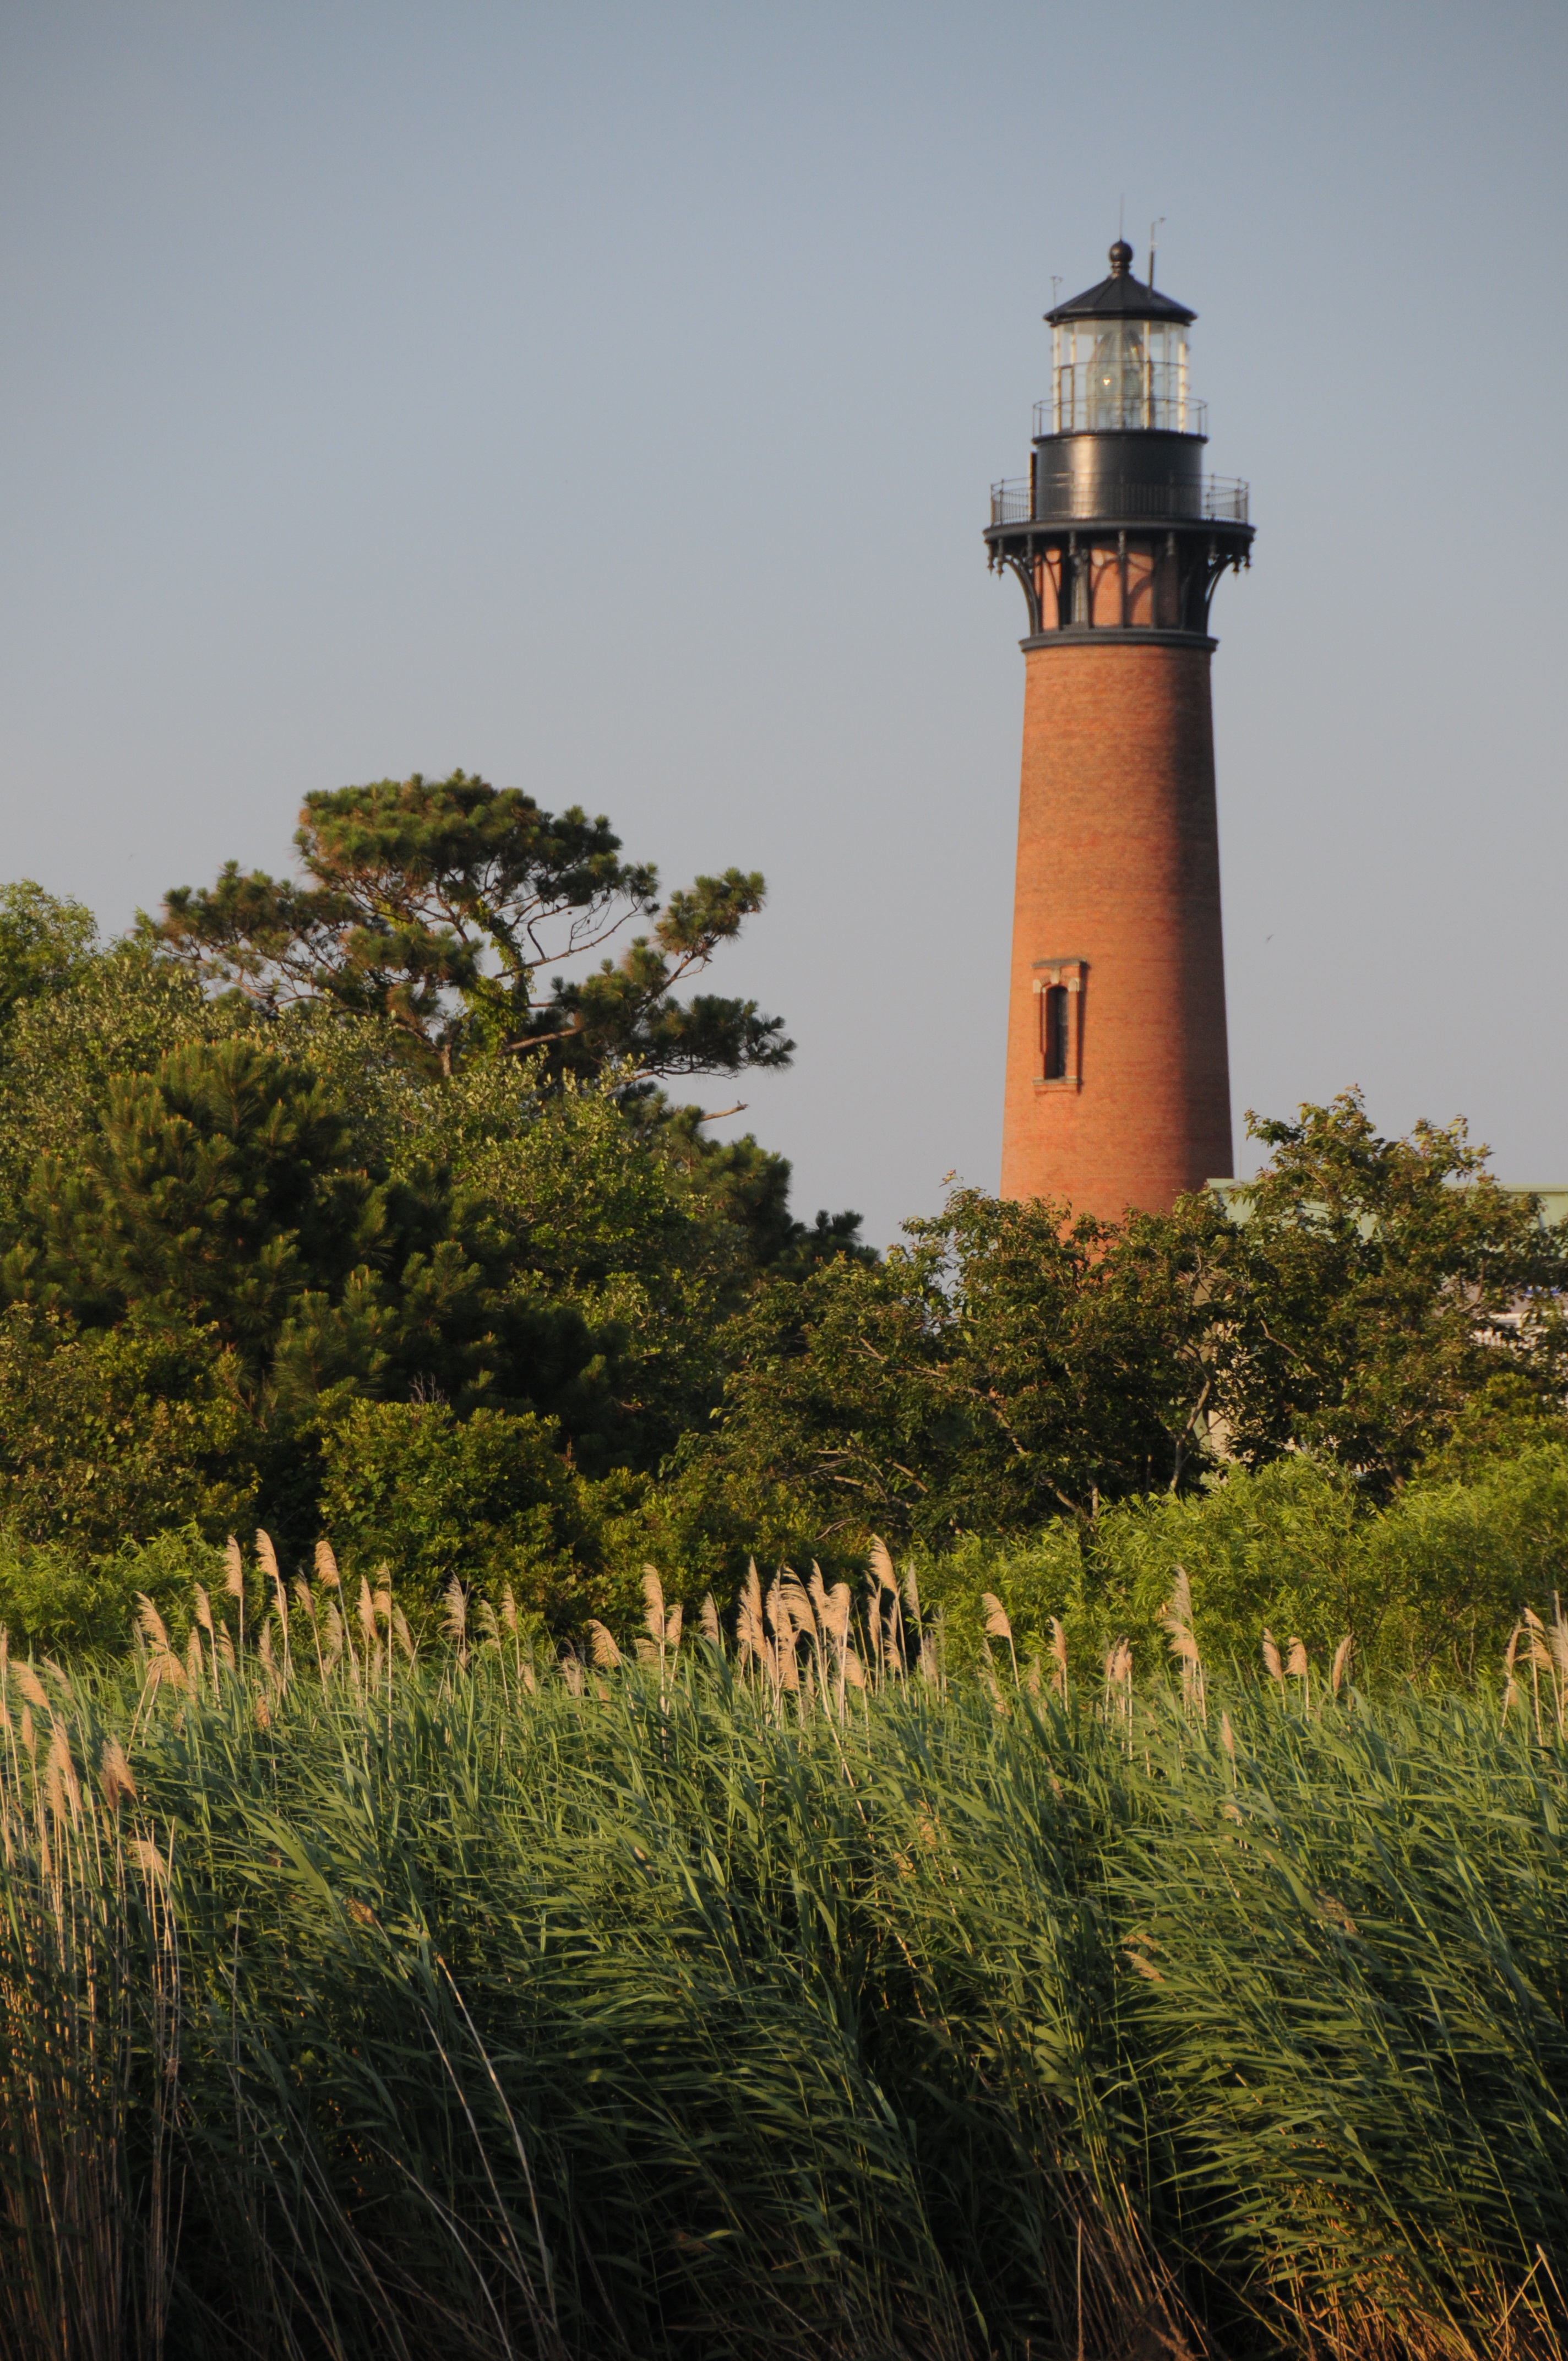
left=0, top=1551, right=1562, bottom=2359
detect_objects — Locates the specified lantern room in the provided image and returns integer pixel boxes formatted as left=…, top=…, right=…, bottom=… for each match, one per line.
left=1045, top=240, right=1200, bottom=437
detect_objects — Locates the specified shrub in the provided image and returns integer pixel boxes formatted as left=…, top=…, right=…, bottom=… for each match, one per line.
left=315, top=1398, right=600, bottom=1624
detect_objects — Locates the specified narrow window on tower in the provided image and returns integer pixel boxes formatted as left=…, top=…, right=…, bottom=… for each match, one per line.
left=1042, top=984, right=1070, bottom=1079
left=1032, top=958, right=1086, bottom=1086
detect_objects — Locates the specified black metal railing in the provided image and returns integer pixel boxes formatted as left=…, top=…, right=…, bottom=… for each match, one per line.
left=988, top=477, right=1249, bottom=528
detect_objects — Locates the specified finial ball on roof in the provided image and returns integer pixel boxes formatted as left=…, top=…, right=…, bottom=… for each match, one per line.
left=1108, top=239, right=1134, bottom=276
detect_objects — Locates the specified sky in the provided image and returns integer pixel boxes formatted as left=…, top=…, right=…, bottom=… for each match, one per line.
left=1, top=0, right=1565, bottom=1246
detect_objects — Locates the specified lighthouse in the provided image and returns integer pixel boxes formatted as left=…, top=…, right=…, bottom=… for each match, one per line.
left=985, top=241, right=1253, bottom=1218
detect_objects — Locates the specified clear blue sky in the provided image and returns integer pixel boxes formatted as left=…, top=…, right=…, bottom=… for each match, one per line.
left=2, top=0, right=1564, bottom=1243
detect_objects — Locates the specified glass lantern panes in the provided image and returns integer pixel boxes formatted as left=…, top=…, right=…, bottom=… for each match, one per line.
left=1052, top=319, right=1190, bottom=433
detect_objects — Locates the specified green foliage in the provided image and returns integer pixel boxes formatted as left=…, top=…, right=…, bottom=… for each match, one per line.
left=682, top=1186, right=1220, bottom=1562
left=0, top=1521, right=228, bottom=1653
left=315, top=1399, right=598, bottom=1622
left=0, top=879, right=98, bottom=1025
left=0, top=1305, right=256, bottom=1556
left=916, top=1444, right=1568, bottom=1689
left=151, top=769, right=792, bottom=1082
left=2, top=1641, right=1562, bottom=2357
left=1215, top=1091, right=1568, bottom=1489
left=683, top=1093, right=1568, bottom=1571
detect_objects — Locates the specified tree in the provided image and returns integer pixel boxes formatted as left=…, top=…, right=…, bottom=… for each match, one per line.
left=1207, top=1092, right=1568, bottom=1491
left=679, top=1189, right=1215, bottom=1561
left=151, top=771, right=793, bottom=1081
left=0, top=881, right=97, bottom=1026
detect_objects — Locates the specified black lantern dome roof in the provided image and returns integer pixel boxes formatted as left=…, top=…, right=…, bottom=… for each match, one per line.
left=1046, top=240, right=1196, bottom=327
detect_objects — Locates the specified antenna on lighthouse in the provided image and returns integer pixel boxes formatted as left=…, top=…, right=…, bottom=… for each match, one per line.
left=1148, top=217, right=1166, bottom=290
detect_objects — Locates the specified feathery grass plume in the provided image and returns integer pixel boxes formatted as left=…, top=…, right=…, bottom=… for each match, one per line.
left=144, top=1647, right=184, bottom=1696
left=586, top=1620, right=622, bottom=1672
left=99, top=1738, right=137, bottom=1809
left=736, top=1562, right=767, bottom=1673
left=440, top=1577, right=468, bottom=1671
left=224, top=1533, right=244, bottom=1600
left=1261, top=1629, right=1284, bottom=1685
left=901, top=1562, right=921, bottom=1624
left=841, top=1644, right=866, bottom=1691
left=1048, top=1616, right=1069, bottom=1701
left=641, top=1568, right=666, bottom=1646
left=869, top=1536, right=897, bottom=1592
left=699, top=1593, right=722, bottom=1648
left=292, top=1575, right=315, bottom=1618
left=1102, top=1640, right=1133, bottom=1736
left=761, top=1577, right=801, bottom=1691
left=664, top=1602, right=683, bottom=1651
left=14, top=1662, right=48, bottom=1711
left=184, top=1629, right=204, bottom=1693
left=1286, top=1638, right=1309, bottom=1680
left=393, top=1607, right=416, bottom=1663
left=1502, top=1623, right=1522, bottom=1722
left=359, top=1579, right=379, bottom=1644
left=46, top=1724, right=82, bottom=1823
left=256, top=1530, right=281, bottom=1585
left=1331, top=1634, right=1355, bottom=1697
left=41, top=1656, right=73, bottom=1696
left=1160, top=1571, right=1204, bottom=1718
left=982, top=1592, right=1020, bottom=1688
left=558, top=1651, right=585, bottom=1695
left=633, top=1635, right=660, bottom=1668
left=218, top=1631, right=237, bottom=1675
left=135, top=1594, right=172, bottom=1653
left=320, top=1601, right=344, bottom=1678
left=1220, top=1709, right=1236, bottom=1759
left=918, top=1606, right=944, bottom=1689
left=314, top=1537, right=341, bottom=1589
left=19, top=1701, right=35, bottom=1758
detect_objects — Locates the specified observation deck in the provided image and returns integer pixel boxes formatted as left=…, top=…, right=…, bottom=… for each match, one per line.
left=990, top=475, right=1249, bottom=527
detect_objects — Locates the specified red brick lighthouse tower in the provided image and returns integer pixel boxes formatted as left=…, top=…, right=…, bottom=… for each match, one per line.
left=984, top=242, right=1253, bottom=1218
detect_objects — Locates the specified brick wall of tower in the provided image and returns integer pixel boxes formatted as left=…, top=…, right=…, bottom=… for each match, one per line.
left=999, top=639, right=1233, bottom=1218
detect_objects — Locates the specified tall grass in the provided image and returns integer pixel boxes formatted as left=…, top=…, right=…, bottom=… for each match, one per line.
left=0, top=1555, right=1563, bottom=2359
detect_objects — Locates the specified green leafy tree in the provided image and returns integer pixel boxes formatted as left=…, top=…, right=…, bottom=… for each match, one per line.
left=0, top=1306, right=257, bottom=1557
left=1210, top=1092, right=1568, bottom=1491
left=0, top=882, right=98, bottom=1025
left=680, top=1188, right=1215, bottom=1562
left=647, top=1100, right=874, bottom=1279
left=151, top=770, right=792, bottom=1081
